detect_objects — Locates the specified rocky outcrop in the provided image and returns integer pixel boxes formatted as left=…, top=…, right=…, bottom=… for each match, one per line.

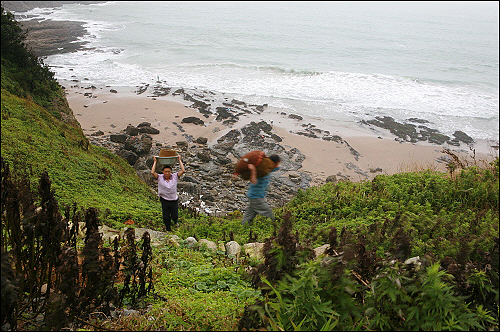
left=110, top=134, right=128, bottom=143
left=360, top=116, right=475, bottom=146
left=17, top=19, right=89, bottom=57
left=3, top=1, right=105, bottom=12
left=87, top=117, right=313, bottom=215
left=124, top=134, right=153, bottom=156
left=137, top=122, right=160, bottom=134
left=116, top=149, right=138, bottom=166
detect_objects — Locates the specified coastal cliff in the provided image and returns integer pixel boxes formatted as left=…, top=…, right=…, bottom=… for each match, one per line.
left=2, top=1, right=104, bottom=56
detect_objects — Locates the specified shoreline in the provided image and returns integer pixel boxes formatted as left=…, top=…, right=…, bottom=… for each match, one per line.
left=61, top=80, right=499, bottom=184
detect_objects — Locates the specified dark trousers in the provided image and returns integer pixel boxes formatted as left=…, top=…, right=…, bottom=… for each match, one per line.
left=160, top=197, right=178, bottom=231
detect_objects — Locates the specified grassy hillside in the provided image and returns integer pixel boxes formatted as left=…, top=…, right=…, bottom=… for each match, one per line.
left=1, top=7, right=160, bottom=228
left=1, top=89, right=160, bottom=226
left=3, top=154, right=498, bottom=330
left=282, top=167, right=499, bottom=256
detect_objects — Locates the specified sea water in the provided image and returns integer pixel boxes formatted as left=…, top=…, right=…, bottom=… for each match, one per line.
left=14, top=1, right=499, bottom=142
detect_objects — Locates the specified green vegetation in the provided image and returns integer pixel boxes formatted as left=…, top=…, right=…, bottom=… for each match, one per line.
left=278, top=167, right=499, bottom=259
left=142, top=245, right=261, bottom=330
left=1, top=89, right=161, bottom=227
left=176, top=165, right=499, bottom=260
left=1, top=6, right=498, bottom=331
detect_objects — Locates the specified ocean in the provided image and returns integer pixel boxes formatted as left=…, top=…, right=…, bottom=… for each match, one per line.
left=14, top=1, right=499, bottom=142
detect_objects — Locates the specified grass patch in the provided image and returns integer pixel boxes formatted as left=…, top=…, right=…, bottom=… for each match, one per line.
left=1, top=89, right=161, bottom=227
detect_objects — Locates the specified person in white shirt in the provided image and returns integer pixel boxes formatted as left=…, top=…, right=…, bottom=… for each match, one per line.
left=151, top=155, right=185, bottom=231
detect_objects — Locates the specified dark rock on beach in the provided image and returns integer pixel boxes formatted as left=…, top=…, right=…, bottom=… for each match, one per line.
left=125, top=125, right=140, bottom=136
left=91, top=130, right=104, bottom=136
left=151, top=86, right=171, bottom=97
left=124, top=134, right=153, bottom=156
left=452, top=130, right=474, bottom=144
left=195, top=137, right=208, bottom=145
left=110, top=134, right=128, bottom=143
left=406, top=117, right=430, bottom=124
left=288, top=114, right=303, bottom=121
left=138, top=123, right=160, bottom=134
left=116, top=149, right=138, bottom=166
left=136, top=84, right=149, bottom=95
left=215, top=107, right=236, bottom=122
left=181, top=117, right=205, bottom=126
left=362, top=116, right=421, bottom=143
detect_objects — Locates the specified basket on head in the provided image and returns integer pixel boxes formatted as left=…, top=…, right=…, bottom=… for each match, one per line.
left=157, top=149, right=178, bottom=166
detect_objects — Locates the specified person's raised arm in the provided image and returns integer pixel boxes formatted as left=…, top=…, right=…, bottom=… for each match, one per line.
left=151, top=156, right=159, bottom=179
left=248, top=163, right=257, bottom=185
left=177, top=155, right=185, bottom=177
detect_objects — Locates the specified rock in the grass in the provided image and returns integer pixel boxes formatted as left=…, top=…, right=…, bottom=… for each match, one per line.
left=185, top=236, right=198, bottom=248
left=199, top=239, right=217, bottom=251
left=243, top=242, right=265, bottom=260
left=166, top=236, right=180, bottom=247
left=225, top=241, right=241, bottom=259
left=313, top=244, right=330, bottom=257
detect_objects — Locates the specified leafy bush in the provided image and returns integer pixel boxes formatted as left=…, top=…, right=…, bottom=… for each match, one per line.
left=254, top=253, right=497, bottom=331
left=0, top=163, right=154, bottom=330
left=363, top=262, right=496, bottom=331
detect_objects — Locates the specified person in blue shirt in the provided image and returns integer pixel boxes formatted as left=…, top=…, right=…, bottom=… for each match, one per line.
left=242, top=154, right=281, bottom=225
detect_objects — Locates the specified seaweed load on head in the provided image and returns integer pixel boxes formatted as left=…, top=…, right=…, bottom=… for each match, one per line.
left=234, top=150, right=276, bottom=180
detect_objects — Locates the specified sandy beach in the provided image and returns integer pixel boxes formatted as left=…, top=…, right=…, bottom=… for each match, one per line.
left=63, top=81, right=498, bottom=185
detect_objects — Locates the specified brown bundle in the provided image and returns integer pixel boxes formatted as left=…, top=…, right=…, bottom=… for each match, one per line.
left=235, top=151, right=275, bottom=180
